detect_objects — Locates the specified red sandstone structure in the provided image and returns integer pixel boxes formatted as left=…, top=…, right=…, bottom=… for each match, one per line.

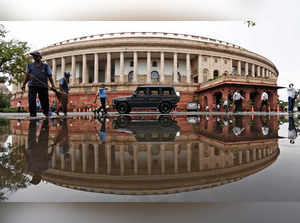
left=10, top=32, right=280, bottom=111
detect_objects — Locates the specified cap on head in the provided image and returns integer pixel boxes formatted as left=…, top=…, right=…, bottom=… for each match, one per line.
left=64, top=72, right=71, bottom=77
left=30, top=51, right=42, bottom=58
left=289, top=83, right=294, bottom=88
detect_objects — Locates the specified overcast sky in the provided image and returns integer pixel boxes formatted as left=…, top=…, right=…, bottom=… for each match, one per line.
left=1, top=0, right=299, bottom=100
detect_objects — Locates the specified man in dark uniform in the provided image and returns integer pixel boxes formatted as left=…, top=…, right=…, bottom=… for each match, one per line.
left=21, top=52, right=56, bottom=117
left=56, top=72, right=71, bottom=116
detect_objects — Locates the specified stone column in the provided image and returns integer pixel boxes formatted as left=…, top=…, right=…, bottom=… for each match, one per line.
left=187, top=143, right=192, bottom=172
left=133, top=51, right=138, bottom=82
left=82, top=144, right=88, bottom=173
left=252, top=149, right=257, bottom=161
left=82, top=54, right=88, bottom=84
left=160, top=52, right=165, bottom=83
left=71, top=55, right=76, bottom=84
left=71, top=146, right=76, bottom=172
left=186, top=53, right=191, bottom=83
left=120, top=52, right=124, bottom=83
left=245, top=62, right=249, bottom=76
left=237, top=60, right=241, bottom=75
left=147, top=144, right=152, bottom=175
left=52, top=59, right=57, bottom=82
left=173, top=52, right=178, bottom=83
left=146, top=52, right=151, bottom=83
left=257, top=66, right=260, bottom=77
left=60, top=154, right=65, bottom=170
left=238, top=151, right=243, bottom=164
left=94, top=144, right=99, bottom=174
left=229, top=59, right=233, bottom=74
left=51, top=146, right=56, bottom=168
left=120, top=145, right=125, bottom=175
left=133, top=145, right=138, bottom=174
left=252, top=64, right=255, bottom=77
left=61, top=57, right=65, bottom=78
left=94, top=53, right=99, bottom=83
left=198, top=55, right=202, bottom=83
left=174, top=144, right=179, bottom=173
left=106, top=52, right=111, bottom=83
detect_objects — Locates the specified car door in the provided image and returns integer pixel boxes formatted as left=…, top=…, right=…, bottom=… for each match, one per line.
left=148, top=87, right=161, bottom=108
left=133, top=87, right=148, bottom=108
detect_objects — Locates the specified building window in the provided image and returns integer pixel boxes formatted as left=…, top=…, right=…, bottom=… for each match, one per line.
left=152, top=61, right=157, bottom=67
left=213, top=70, right=219, bottom=79
left=130, top=61, right=134, bottom=67
left=128, top=71, right=133, bottom=82
left=224, top=59, right=227, bottom=64
left=203, top=57, right=207, bottom=62
left=215, top=58, right=218, bottom=63
left=193, top=76, right=198, bottom=83
left=151, top=71, right=159, bottom=82
left=149, top=87, right=159, bottom=96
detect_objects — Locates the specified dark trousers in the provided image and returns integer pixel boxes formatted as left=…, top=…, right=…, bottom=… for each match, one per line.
left=28, top=87, right=49, bottom=117
left=260, top=100, right=269, bottom=112
left=288, top=97, right=295, bottom=112
left=234, top=100, right=241, bottom=112
left=100, top=98, right=107, bottom=113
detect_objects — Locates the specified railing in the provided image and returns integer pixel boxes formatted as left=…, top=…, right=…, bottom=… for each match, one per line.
left=51, top=31, right=245, bottom=50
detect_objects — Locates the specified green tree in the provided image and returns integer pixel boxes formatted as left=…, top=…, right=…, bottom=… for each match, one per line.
left=0, top=24, right=30, bottom=85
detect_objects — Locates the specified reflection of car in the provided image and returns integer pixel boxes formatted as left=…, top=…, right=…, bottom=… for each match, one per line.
left=112, top=86, right=180, bottom=114
left=112, top=115, right=180, bottom=142
left=186, top=115, right=201, bottom=124
left=186, top=102, right=200, bottom=112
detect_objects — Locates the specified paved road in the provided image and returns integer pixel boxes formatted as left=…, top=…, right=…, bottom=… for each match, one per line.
left=0, top=111, right=298, bottom=119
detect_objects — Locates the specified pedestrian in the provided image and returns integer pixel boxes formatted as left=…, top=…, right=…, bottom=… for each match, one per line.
left=287, top=83, right=297, bottom=113
left=94, top=85, right=108, bottom=115
left=36, top=100, right=41, bottom=112
left=21, top=51, right=56, bottom=117
left=223, top=99, right=228, bottom=112
left=205, top=105, right=209, bottom=112
left=17, top=101, right=21, bottom=112
left=260, top=90, right=269, bottom=112
left=216, top=104, right=220, bottom=111
left=233, top=90, right=244, bottom=112
left=56, top=72, right=71, bottom=116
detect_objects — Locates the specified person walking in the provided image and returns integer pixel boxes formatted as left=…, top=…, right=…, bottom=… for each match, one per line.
left=21, top=52, right=55, bottom=117
left=260, top=90, right=269, bottom=112
left=233, top=90, right=244, bottom=112
left=56, top=72, right=71, bottom=116
left=287, top=83, right=297, bottom=113
left=94, top=85, right=108, bottom=115
left=17, top=101, right=21, bottom=112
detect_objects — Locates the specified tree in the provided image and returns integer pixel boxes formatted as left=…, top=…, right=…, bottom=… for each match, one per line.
left=0, top=24, right=30, bottom=85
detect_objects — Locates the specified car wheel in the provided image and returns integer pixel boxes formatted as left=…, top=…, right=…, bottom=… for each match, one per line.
left=117, top=102, right=128, bottom=114
left=117, top=115, right=131, bottom=127
left=159, top=102, right=172, bottom=114
left=159, top=115, right=172, bottom=127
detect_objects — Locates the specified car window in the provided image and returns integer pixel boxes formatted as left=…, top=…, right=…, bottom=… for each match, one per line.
left=136, top=88, right=147, bottom=95
left=149, top=88, right=159, bottom=96
left=161, top=88, right=174, bottom=95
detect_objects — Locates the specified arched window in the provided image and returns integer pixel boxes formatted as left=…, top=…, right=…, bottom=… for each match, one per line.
left=213, top=70, right=219, bottom=79
left=203, top=69, right=208, bottom=82
left=128, top=71, right=133, bottom=82
left=151, top=71, right=159, bottom=82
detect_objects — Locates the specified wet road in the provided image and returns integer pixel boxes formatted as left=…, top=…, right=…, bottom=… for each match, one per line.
left=0, top=114, right=299, bottom=202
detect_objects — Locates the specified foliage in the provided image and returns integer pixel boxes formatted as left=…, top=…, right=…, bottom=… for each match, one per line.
left=0, top=24, right=31, bottom=85
left=0, top=107, right=27, bottom=113
left=0, top=92, right=10, bottom=108
left=246, top=20, right=256, bottom=27
left=0, top=143, right=30, bottom=200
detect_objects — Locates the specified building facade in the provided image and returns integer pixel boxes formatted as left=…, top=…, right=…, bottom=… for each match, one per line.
left=11, top=32, right=280, bottom=111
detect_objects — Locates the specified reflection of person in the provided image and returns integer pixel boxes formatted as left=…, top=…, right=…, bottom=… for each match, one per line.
left=260, top=116, right=270, bottom=136
left=96, top=117, right=107, bottom=143
left=36, top=100, right=41, bottom=112
left=56, top=72, right=71, bottom=116
left=288, top=115, right=298, bottom=144
left=233, top=90, right=244, bottom=112
left=52, top=119, right=70, bottom=155
left=17, top=101, right=21, bottom=112
left=232, top=115, right=245, bottom=136
left=23, top=119, right=53, bottom=185
left=223, top=99, right=228, bottom=112
left=260, top=91, right=269, bottom=112
left=21, top=52, right=56, bottom=117
left=287, top=83, right=297, bottom=113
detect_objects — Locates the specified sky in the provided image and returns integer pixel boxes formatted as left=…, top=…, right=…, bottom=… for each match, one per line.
left=1, top=0, right=299, bottom=100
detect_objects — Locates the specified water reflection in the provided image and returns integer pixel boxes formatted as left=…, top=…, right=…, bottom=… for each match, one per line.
left=1, top=115, right=282, bottom=197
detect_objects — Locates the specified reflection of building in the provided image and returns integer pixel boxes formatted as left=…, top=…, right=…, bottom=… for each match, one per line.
left=9, top=116, right=279, bottom=195
left=10, top=32, right=279, bottom=111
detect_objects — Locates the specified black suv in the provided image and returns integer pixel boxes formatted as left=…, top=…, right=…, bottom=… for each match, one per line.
left=112, top=86, right=180, bottom=114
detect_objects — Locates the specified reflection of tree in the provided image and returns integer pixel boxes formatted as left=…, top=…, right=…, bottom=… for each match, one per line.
left=0, top=144, right=30, bottom=200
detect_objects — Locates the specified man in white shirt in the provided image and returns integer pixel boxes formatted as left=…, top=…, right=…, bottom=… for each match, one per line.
left=233, top=91, right=244, bottom=112
left=260, top=91, right=269, bottom=112
left=287, top=83, right=297, bottom=112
